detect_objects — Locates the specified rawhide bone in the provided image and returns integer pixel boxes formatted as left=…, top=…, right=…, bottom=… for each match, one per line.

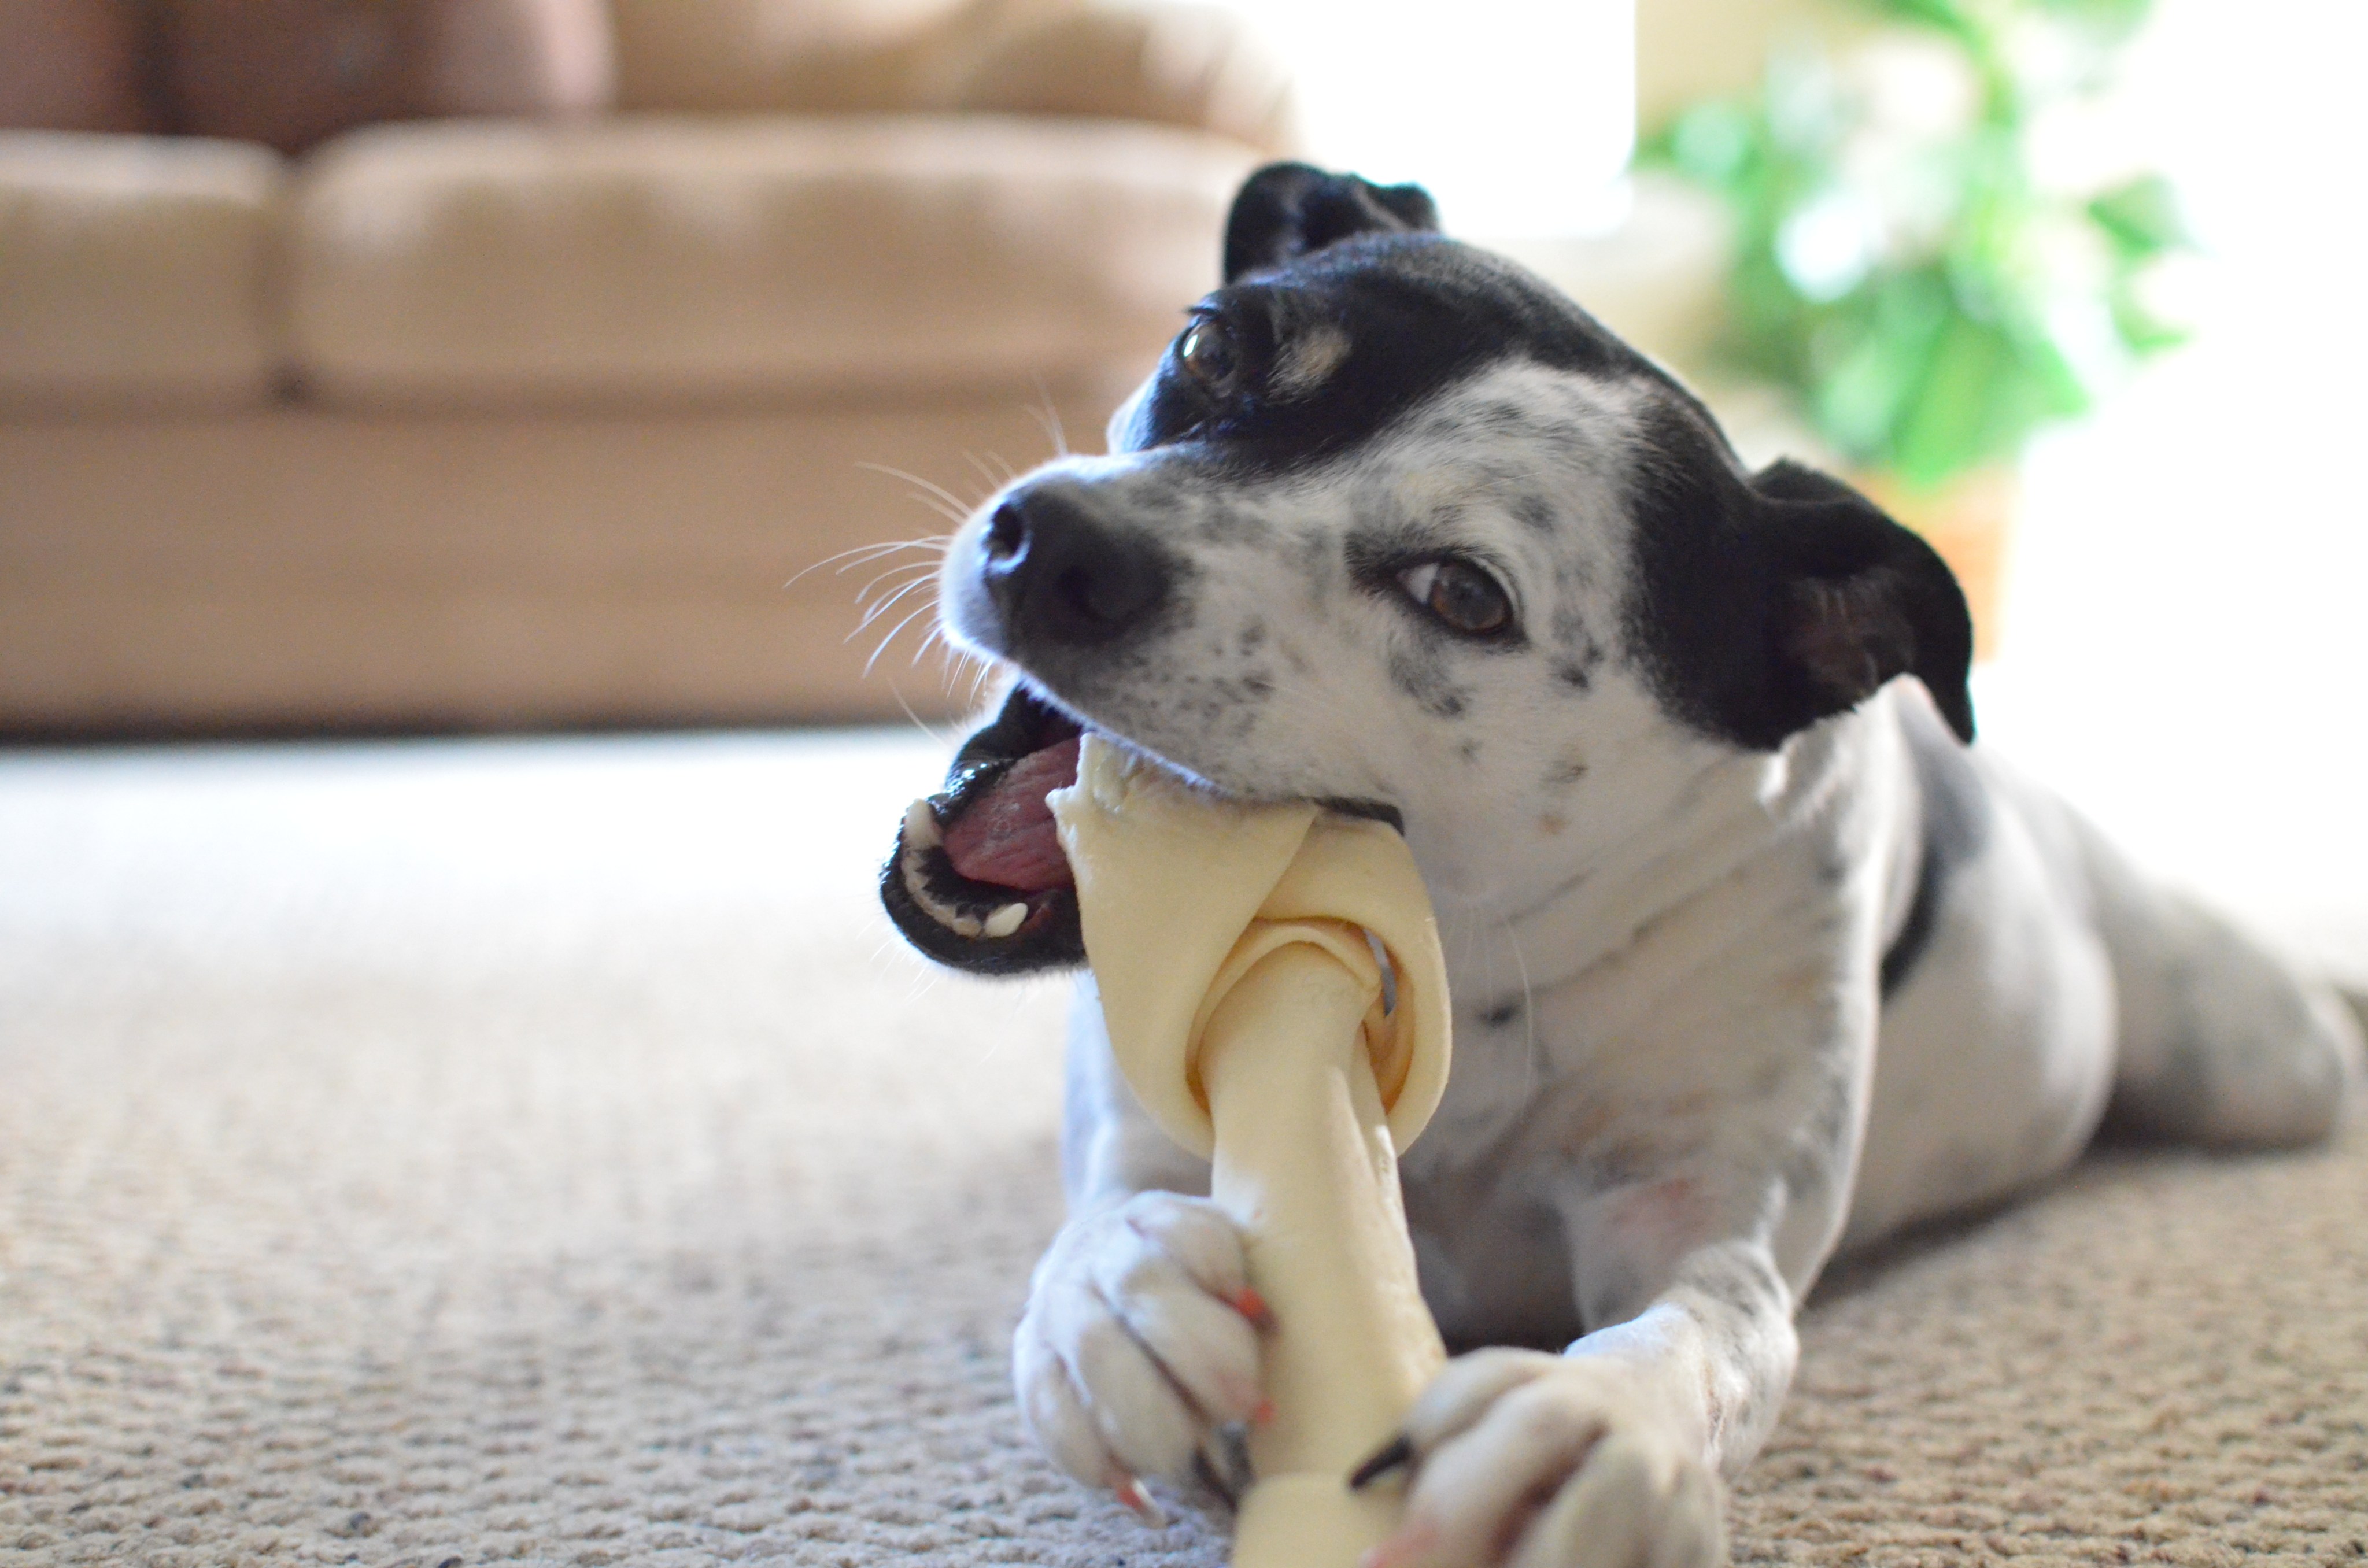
left=1048, top=734, right=1454, bottom=1567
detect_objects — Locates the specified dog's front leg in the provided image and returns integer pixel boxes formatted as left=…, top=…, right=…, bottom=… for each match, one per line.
left=1368, top=1232, right=1796, bottom=1568
left=1011, top=980, right=1272, bottom=1512
left=1369, top=999, right=1864, bottom=1568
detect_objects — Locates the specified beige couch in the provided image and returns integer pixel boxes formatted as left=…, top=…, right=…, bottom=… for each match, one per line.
left=0, top=0, right=1289, bottom=734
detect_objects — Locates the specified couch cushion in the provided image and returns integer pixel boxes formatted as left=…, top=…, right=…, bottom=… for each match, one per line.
left=950, top=2, right=1299, bottom=160
left=158, top=0, right=614, bottom=156
left=608, top=0, right=983, bottom=114
left=0, top=131, right=282, bottom=406
left=0, top=0, right=159, bottom=134
left=286, top=115, right=1255, bottom=404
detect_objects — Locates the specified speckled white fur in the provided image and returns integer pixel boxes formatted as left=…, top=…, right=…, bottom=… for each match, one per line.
left=948, top=354, right=2365, bottom=1568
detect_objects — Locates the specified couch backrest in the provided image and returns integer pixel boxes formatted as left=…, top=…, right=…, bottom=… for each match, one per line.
left=609, top=0, right=1030, bottom=113
left=0, top=0, right=157, bottom=132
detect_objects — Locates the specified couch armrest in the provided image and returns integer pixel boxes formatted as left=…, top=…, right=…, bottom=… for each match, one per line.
left=945, top=2, right=1298, bottom=158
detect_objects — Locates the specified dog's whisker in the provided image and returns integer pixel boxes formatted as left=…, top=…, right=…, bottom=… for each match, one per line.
left=852, top=555, right=937, bottom=598
left=964, top=450, right=1023, bottom=494
left=851, top=549, right=940, bottom=590
left=882, top=674, right=953, bottom=747
left=912, top=618, right=961, bottom=669
left=898, top=491, right=973, bottom=528
left=864, top=600, right=939, bottom=677
left=1026, top=376, right=1069, bottom=458
left=850, top=575, right=937, bottom=639
left=834, top=537, right=950, bottom=577
left=852, top=559, right=940, bottom=614
left=1496, top=914, right=1540, bottom=1100
left=962, top=653, right=1000, bottom=712
left=856, top=461, right=985, bottom=523
left=851, top=564, right=936, bottom=622
left=785, top=534, right=948, bottom=591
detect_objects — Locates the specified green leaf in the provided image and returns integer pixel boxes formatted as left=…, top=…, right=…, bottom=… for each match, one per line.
left=2107, top=280, right=2191, bottom=355
left=1671, top=2, right=2174, bottom=478
left=1805, top=272, right=1941, bottom=464
left=2029, top=0, right=2155, bottom=49
left=2089, top=175, right=2190, bottom=258
left=1886, top=313, right=2014, bottom=487
left=1664, top=102, right=1761, bottom=186
left=1860, top=0, right=1985, bottom=51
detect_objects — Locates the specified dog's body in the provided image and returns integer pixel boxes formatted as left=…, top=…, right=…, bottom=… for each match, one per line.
left=881, top=165, right=2365, bottom=1567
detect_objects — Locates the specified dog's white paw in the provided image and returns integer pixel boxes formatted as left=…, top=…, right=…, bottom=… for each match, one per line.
left=1013, top=1191, right=1271, bottom=1508
left=1367, top=1348, right=1727, bottom=1568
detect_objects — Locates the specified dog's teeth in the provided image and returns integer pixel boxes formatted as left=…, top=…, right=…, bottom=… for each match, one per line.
left=896, top=797, right=1021, bottom=945
left=900, top=844, right=976, bottom=937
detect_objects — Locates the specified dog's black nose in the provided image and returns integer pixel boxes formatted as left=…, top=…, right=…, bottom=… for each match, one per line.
left=982, top=486, right=1171, bottom=647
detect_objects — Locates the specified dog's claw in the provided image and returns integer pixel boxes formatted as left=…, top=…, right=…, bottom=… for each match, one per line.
left=1348, top=1430, right=1414, bottom=1489
left=1111, top=1470, right=1168, bottom=1527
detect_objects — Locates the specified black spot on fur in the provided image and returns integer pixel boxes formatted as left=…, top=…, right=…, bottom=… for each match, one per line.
left=1239, top=621, right=1266, bottom=654
left=1388, top=646, right=1469, bottom=719
left=1458, top=739, right=1481, bottom=763
left=1582, top=1140, right=1657, bottom=1189
left=1550, top=599, right=1597, bottom=641
left=1195, top=502, right=1264, bottom=544
left=1779, top=1068, right=1861, bottom=1210
left=1880, top=692, right=1991, bottom=994
left=1554, top=659, right=1595, bottom=692
left=1690, top=1256, right=1779, bottom=1322
left=1480, top=999, right=1523, bottom=1027
left=1515, top=494, right=1556, bottom=534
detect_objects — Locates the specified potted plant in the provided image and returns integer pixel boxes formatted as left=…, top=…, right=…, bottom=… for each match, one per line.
left=1644, top=0, right=2187, bottom=657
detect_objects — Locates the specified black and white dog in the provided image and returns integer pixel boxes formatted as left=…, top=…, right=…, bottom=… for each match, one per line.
left=880, top=164, right=2366, bottom=1568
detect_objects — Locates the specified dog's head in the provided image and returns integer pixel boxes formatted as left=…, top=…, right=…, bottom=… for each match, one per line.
left=882, top=162, right=1974, bottom=976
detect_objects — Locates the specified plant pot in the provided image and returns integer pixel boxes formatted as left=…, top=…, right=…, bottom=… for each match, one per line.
left=1852, top=466, right=2017, bottom=664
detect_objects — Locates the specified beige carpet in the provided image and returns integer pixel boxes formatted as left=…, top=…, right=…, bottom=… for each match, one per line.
left=2, top=734, right=2363, bottom=1567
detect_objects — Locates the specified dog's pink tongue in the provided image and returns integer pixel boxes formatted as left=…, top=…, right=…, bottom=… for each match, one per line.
left=941, top=737, right=1083, bottom=893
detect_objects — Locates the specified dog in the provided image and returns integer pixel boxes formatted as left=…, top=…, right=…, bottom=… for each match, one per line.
left=878, top=162, right=2367, bottom=1567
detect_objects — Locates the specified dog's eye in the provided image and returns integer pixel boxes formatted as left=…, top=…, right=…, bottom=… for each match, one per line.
left=1177, top=319, right=1242, bottom=395
left=1399, top=558, right=1514, bottom=637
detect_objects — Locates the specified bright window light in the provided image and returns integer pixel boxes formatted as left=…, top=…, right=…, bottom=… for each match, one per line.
left=1225, top=0, right=1637, bottom=238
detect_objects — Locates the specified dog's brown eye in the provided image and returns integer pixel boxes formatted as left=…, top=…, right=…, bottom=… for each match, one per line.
left=1177, top=319, right=1240, bottom=393
left=1399, top=558, right=1514, bottom=637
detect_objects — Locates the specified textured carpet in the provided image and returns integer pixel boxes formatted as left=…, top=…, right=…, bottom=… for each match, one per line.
left=2, top=734, right=2363, bottom=1568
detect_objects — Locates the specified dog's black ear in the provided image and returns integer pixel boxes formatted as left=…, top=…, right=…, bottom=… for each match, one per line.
left=1752, top=460, right=1976, bottom=744
left=1223, top=162, right=1441, bottom=283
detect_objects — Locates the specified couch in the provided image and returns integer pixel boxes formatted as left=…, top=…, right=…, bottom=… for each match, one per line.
left=0, top=0, right=1291, bottom=734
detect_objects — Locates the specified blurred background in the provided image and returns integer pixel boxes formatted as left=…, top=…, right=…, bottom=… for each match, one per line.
left=2, top=0, right=2362, bottom=973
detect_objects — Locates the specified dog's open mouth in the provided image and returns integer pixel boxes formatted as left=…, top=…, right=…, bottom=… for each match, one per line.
left=880, top=685, right=1091, bottom=974
left=882, top=685, right=1408, bottom=975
